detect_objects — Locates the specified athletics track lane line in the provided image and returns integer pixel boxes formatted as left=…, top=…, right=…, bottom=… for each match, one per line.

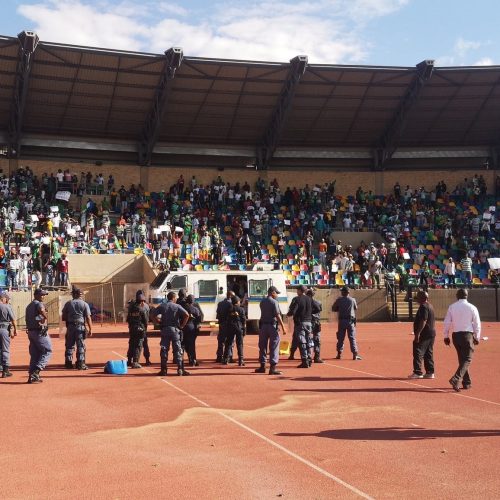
left=244, top=345, right=500, bottom=407
left=111, top=351, right=375, bottom=500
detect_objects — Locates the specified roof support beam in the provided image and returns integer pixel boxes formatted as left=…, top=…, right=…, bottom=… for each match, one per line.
left=8, top=30, right=39, bottom=158
left=256, top=55, right=308, bottom=170
left=373, top=59, right=434, bottom=170
left=138, top=47, right=183, bottom=166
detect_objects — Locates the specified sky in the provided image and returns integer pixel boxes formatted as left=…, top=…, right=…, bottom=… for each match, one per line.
left=0, top=0, right=499, bottom=66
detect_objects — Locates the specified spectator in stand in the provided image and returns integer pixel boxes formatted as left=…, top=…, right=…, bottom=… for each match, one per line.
left=444, top=257, right=456, bottom=288
left=460, top=254, right=473, bottom=288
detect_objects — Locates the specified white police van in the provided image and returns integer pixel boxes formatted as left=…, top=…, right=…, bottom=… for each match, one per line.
left=150, top=267, right=289, bottom=331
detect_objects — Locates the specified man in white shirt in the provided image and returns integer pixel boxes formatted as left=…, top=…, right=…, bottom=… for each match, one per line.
left=443, top=289, right=481, bottom=391
left=444, top=257, right=456, bottom=288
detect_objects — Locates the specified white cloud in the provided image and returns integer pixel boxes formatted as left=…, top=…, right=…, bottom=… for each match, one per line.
left=18, top=0, right=149, bottom=51
left=16, top=0, right=409, bottom=63
left=437, top=37, right=494, bottom=67
left=474, top=57, right=494, bottom=66
left=454, top=37, right=482, bottom=58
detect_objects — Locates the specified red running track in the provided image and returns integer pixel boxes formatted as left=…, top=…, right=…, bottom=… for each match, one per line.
left=2, top=321, right=499, bottom=499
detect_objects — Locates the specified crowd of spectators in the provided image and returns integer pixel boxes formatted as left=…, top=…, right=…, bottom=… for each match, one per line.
left=1, top=165, right=499, bottom=291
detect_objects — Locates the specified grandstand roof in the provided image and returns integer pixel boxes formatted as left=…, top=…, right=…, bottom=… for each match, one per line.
left=1, top=33, right=500, bottom=169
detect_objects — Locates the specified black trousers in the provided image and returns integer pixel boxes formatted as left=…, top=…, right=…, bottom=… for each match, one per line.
left=451, top=332, right=474, bottom=387
left=127, top=330, right=145, bottom=362
left=224, top=326, right=244, bottom=360
left=183, top=324, right=198, bottom=362
left=216, top=324, right=227, bottom=360
left=412, top=336, right=435, bottom=375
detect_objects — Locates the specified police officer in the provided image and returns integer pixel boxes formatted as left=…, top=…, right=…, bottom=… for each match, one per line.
left=287, top=285, right=313, bottom=368
left=255, top=286, right=287, bottom=375
left=223, top=296, right=246, bottom=366
left=332, top=286, right=362, bottom=360
left=25, top=288, right=52, bottom=383
left=62, top=287, right=92, bottom=370
left=126, top=290, right=149, bottom=369
left=152, top=291, right=190, bottom=376
left=307, top=288, right=324, bottom=363
left=0, top=291, right=17, bottom=379
left=182, top=294, right=203, bottom=367
left=215, top=290, right=233, bottom=363
left=408, top=290, right=436, bottom=379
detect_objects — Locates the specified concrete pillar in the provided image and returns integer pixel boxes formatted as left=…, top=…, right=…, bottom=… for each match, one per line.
left=140, top=165, right=150, bottom=191
left=374, top=170, right=384, bottom=195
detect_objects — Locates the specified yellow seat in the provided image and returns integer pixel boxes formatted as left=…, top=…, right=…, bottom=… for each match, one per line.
left=134, top=248, right=143, bottom=255
left=336, top=275, right=345, bottom=286
left=279, top=340, right=291, bottom=356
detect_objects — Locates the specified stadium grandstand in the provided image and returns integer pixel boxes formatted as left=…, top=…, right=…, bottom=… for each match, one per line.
left=0, top=31, right=499, bottom=319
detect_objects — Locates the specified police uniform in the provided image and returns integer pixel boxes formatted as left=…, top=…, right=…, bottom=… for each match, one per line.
left=25, top=291, right=52, bottom=383
left=0, top=297, right=16, bottom=378
left=289, top=293, right=323, bottom=362
left=181, top=298, right=203, bottom=366
left=287, top=288, right=313, bottom=368
left=256, top=291, right=283, bottom=373
left=224, top=300, right=246, bottom=365
left=215, top=297, right=232, bottom=362
left=152, top=300, right=189, bottom=376
left=310, top=296, right=323, bottom=362
left=332, top=288, right=361, bottom=360
left=62, top=295, right=91, bottom=369
left=126, top=298, right=150, bottom=368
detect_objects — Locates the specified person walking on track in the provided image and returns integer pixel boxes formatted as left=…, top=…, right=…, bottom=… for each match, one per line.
left=408, top=290, right=436, bottom=379
left=62, top=287, right=92, bottom=370
left=332, top=286, right=362, bottom=360
left=443, top=288, right=481, bottom=391
left=25, top=288, right=52, bottom=383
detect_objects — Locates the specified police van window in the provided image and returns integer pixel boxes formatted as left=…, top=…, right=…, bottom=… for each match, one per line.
left=249, top=279, right=268, bottom=297
left=170, top=275, right=187, bottom=290
left=198, top=280, right=218, bottom=297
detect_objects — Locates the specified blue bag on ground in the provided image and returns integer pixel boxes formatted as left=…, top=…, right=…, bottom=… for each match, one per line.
left=104, top=360, right=128, bottom=374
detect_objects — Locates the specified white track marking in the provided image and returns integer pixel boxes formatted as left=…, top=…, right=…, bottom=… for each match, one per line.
left=245, top=345, right=500, bottom=406
left=111, top=351, right=374, bottom=499
left=321, top=361, right=500, bottom=407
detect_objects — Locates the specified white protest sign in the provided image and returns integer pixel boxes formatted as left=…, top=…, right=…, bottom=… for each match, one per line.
left=14, top=222, right=24, bottom=230
left=175, top=226, right=184, bottom=233
left=153, top=228, right=162, bottom=235
left=50, top=206, right=59, bottom=212
left=66, top=228, right=76, bottom=237
left=284, top=220, right=291, bottom=225
left=31, top=214, right=39, bottom=222
left=158, top=225, right=170, bottom=232
left=96, top=229, right=106, bottom=237
left=20, top=247, right=31, bottom=255
left=55, top=191, right=71, bottom=202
